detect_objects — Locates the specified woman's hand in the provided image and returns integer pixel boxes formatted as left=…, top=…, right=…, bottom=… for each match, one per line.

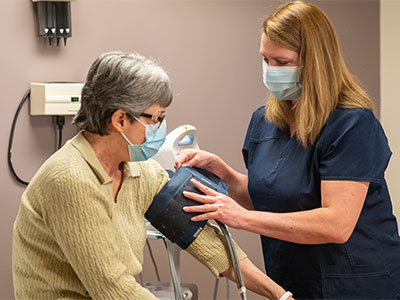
left=183, top=178, right=248, bottom=229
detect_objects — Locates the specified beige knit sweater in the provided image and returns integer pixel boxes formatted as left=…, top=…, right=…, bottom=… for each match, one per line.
left=12, top=132, right=246, bottom=300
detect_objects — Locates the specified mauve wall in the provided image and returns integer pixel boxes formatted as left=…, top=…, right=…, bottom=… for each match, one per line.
left=1, top=1, right=379, bottom=299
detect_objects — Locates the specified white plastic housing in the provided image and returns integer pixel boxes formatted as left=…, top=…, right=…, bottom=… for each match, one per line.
left=30, top=82, right=84, bottom=116
left=152, top=125, right=199, bottom=171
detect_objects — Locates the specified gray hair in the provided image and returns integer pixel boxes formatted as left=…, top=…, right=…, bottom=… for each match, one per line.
left=72, top=51, right=173, bottom=135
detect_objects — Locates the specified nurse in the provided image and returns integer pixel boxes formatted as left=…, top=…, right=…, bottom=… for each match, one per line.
left=176, top=1, right=400, bottom=298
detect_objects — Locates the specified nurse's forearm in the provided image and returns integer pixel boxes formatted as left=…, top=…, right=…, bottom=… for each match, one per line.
left=241, top=208, right=350, bottom=245
left=221, top=258, right=289, bottom=300
left=240, top=180, right=368, bottom=244
left=228, top=174, right=253, bottom=210
left=213, top=156, right=253, bottom=210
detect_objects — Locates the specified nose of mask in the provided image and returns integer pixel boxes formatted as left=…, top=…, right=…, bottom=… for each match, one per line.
left=262, top=61, right=303, bottom=100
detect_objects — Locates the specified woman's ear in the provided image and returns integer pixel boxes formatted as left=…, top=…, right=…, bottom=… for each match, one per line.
left=109, top=109, right=128, bottom=133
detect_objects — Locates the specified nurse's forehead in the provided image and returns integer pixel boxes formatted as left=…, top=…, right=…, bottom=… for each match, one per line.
left=259, top=34, right=297, bottom=60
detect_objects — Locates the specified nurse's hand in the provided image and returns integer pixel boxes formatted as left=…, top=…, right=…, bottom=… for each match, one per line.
left=174, top=149, right=219, bottom=171
left=183, top=178, right=247, bottom=229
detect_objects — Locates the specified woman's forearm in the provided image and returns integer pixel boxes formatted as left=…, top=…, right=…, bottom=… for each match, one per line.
left=221, top=258, right=290, bottom=300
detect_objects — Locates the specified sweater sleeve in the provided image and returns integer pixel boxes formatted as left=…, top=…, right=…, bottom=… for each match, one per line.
left=141, top=159, right=171, bottom=212
left=42, top=168, right=156, bottom=300
left=186, top=222, right=247, bottom=277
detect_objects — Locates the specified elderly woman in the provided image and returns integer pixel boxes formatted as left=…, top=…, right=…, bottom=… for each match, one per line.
left=12, top=52, right=290, bottom=300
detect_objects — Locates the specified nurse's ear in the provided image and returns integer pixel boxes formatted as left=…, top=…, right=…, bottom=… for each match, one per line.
left=109, top=109, right=130, bottom=133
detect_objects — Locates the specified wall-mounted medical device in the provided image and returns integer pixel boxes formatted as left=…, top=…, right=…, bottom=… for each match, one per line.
left=30, top=82, right=84, bottom=116
left=32, top=0, right=76, bottom=46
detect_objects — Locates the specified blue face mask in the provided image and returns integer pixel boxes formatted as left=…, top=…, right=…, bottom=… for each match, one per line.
left=262, top=60, right=303, bottom=100
left=121, top=118, right=167, bottom=162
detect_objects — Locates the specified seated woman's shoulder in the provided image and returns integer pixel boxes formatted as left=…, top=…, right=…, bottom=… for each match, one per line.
left=31, top=146, right=91, bottom=186
left=128, top=159, right=169, bottom=178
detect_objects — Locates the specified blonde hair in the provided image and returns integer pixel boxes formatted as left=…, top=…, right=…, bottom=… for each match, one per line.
left=263, top=1, right=374, bottom=147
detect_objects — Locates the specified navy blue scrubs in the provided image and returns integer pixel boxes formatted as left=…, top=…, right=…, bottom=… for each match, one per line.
left=242, top=106, right=400, bottom=299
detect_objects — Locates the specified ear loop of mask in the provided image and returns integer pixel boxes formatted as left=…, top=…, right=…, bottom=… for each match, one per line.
left=121, top=132, right=133, bottom=145
left=134, top=116, right=146, bottom=127
left=120, top=115, right=147, bottom=145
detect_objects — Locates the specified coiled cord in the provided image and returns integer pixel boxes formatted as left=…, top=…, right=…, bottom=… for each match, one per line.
left=8, top=89, right=30, bottom=186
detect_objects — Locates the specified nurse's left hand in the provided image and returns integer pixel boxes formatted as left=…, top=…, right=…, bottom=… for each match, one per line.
left=183, top=178, right=247, bottom=229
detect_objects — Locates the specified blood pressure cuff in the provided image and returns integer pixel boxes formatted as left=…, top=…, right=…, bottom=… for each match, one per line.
left=145, top=166, right=229, bottom=249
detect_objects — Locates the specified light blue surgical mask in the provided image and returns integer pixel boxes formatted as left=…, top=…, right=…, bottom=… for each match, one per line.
left=121, top=118, right=167, bottom=162
left=262, top=60, right=302, bottom=100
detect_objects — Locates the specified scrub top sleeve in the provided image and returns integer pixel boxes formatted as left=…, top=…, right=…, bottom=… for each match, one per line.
left=318, top=109, right=391, bottom=183
left=242, top=106, right=265, bottom=169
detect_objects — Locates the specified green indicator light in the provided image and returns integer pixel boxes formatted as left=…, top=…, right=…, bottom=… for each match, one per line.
left=71, top=97, right=79, bottom=102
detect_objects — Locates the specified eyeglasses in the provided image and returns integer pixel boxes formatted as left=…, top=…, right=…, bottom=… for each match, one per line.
left=140, top=113, right=166, bottom=128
